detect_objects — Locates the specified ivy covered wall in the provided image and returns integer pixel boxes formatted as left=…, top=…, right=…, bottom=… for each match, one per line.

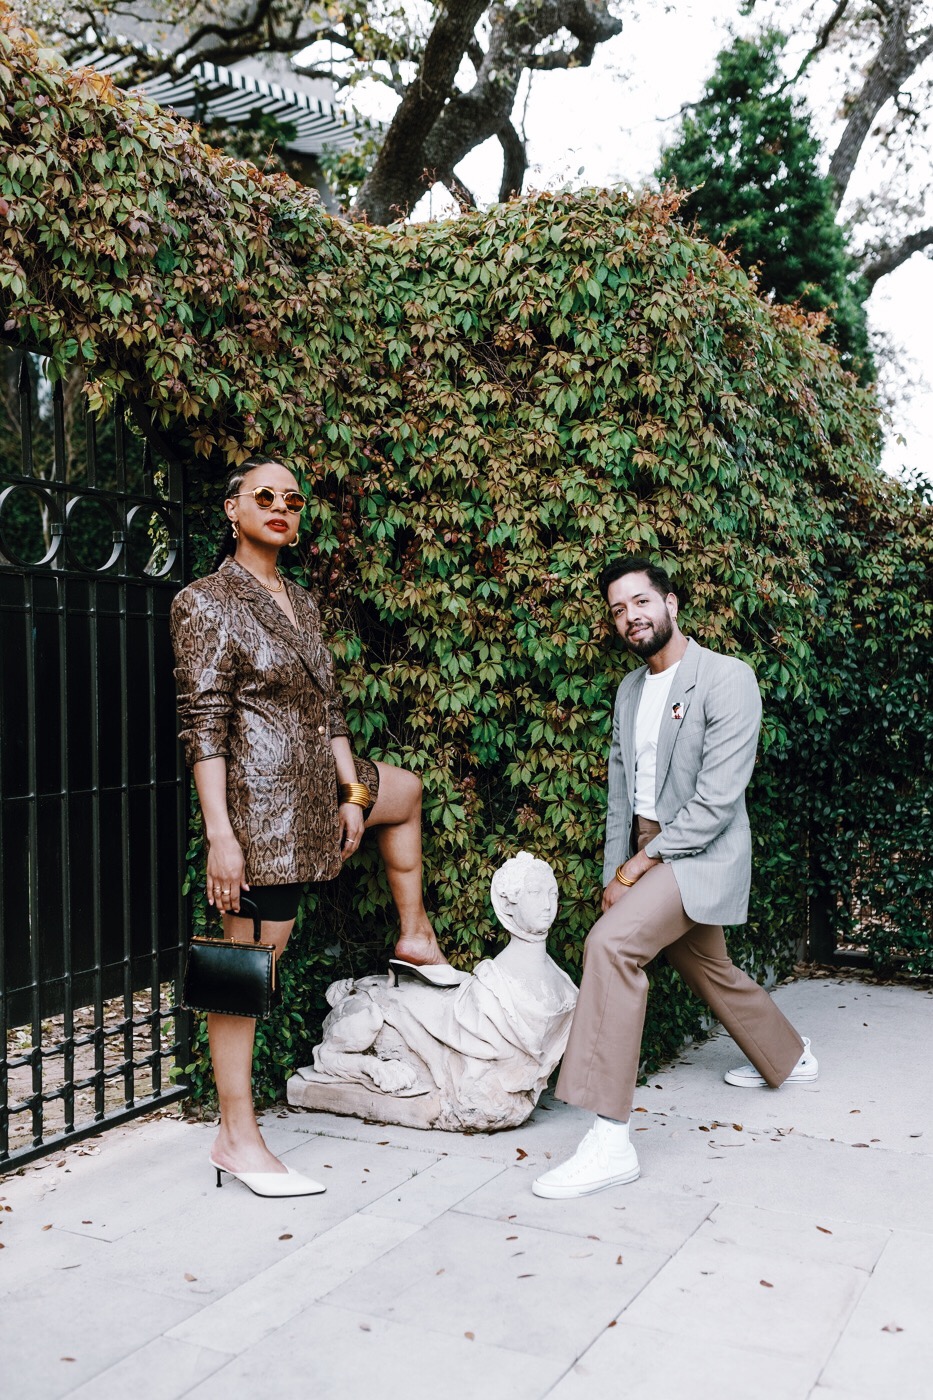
left=2, top=10, right=930, bottom=1103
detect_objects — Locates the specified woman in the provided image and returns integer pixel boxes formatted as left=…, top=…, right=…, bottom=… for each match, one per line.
left=170, top=455, right=458, bottom=1198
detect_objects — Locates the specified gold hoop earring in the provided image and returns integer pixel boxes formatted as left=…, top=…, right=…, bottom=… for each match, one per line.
left=231, top=521, right=239, bottom=540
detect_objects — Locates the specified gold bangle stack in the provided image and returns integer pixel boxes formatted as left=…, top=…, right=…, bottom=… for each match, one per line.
left=615, top=865, right=636, bottom=887
left=339, top=782, right=371, bottom=808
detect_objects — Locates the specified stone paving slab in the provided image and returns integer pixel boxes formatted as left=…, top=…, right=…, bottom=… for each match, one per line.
left=1, top=1272, right=200, bottom=1400
left=815, top=1229, right=933, bottom=1400
left=652, top=977, right=933, bottom=1153
left=626, top=1113, right=933, bottom=1234
left=63, top=1338, right=231, bottom=1400
left=359, top=1153, right=507, bottom=1226
left=321, top=1207, right=669, bottom=1363
left=696, top=1200, right=889, bottom=1273
left=166, top=1213, right=420, bottom=1355
left=183, top=1304, right=568, bottom=1400
left=620, top=1228, right=868, bottom=1363
left=1, top=975, right=930, bottom=1400
left=454, top=1162, right=715, bottom=1252
left=548, top=1323, right=820, bottom=1400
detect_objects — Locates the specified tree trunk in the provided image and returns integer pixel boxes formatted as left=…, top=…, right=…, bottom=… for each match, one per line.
left=350, top=0, right=622, bottom=224
left=352, top=0, right=488, bottom=224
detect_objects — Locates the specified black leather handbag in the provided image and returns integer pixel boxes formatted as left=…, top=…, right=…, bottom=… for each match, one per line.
left=183, top=897, right=282, bottom=1019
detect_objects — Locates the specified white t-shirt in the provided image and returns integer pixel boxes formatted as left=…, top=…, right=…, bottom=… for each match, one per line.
left=633, top=661, right=681, bottom=821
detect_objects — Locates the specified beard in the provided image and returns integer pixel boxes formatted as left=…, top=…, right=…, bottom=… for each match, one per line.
left=626, top=612, right=674, bottom=658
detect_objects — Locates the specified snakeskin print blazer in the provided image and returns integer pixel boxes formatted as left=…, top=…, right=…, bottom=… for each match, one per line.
left=170, top=556, right=357, bottom=885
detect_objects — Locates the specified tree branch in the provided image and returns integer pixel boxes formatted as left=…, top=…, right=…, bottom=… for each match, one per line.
left=828, top=14, right=933, bottom=205
left=525, top=45, right=596, bottom=70
left=411, top=0, right=622, bottom=221
left=466, top=35, right=486, bottom=75
left=497, top=118, right=527, bottom=201
left=446, top=171, right=478, bottom=211
left=791, top=0, right=851, bottom=82
left=860, top=225, right=933, bottom=290
left=62, top=1, right=334, bottom=83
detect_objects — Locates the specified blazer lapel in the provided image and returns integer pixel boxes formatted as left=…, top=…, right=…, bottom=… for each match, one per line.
left=654, top=637, right=700, bottom=799
left=284, top=581, right=334, bottom=692
left=220, top=558, right=332, bottom=692
left=619, top=668, right=647, bottom=802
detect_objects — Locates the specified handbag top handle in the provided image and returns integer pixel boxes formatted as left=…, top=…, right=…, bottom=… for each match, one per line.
left=205, top=895, right=263, bottom=943
left=238, top=896, right=262, bottom=943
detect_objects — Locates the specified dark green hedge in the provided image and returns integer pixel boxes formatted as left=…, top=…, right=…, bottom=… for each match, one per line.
left=2, top=14, right=930, bottom=1104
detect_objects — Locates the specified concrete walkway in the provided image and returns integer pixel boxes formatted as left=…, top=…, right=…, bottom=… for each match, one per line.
left=3, top=974, right=932, bottom=1400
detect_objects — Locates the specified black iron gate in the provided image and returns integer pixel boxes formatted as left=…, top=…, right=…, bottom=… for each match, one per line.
left=0, top=349, right=190, bottom=1168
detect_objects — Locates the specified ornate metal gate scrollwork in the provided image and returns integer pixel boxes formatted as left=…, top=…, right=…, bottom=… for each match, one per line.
left=0, top=349, right=190, bottom=1168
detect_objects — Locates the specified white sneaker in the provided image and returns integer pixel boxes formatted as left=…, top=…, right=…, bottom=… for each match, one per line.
left=532, top=1119, right=640, bottom=1199
left=724, top=1037, right=819, bottom=1088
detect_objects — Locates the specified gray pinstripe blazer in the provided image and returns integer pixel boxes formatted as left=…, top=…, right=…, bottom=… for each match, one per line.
left=602, top=638, right=762, bottom=925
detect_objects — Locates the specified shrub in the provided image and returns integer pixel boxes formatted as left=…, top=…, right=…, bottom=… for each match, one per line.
left=2, top=11, right=929, bottom=1104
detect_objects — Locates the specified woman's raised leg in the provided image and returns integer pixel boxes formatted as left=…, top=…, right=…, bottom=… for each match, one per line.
left=365, top=763, right=449, bottom=968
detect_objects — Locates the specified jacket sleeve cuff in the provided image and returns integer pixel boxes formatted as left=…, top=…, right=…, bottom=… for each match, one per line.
left=326, top=695, right=349, bottom=738
left=187, top=744, right=226, bottom=767
left=602, top=839, right=632, bottom=886
left=185, top=740, right=230, bottom=767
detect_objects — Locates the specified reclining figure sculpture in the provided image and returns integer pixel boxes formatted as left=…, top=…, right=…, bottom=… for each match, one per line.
left=287, top=852, right=578, bottom=1132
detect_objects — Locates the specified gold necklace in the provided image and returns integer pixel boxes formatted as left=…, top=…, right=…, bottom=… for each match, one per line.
left=254, top=570, right=284, bottom=593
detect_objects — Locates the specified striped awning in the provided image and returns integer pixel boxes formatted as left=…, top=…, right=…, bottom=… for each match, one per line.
left=79, top=45, right=363, bottom=154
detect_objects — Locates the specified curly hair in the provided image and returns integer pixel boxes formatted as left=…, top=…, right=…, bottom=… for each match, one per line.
left=490, top=851, right=555, bottom=907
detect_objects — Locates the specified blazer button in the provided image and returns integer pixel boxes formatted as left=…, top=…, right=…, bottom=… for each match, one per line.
left=318, top=725, right=326, bottom=735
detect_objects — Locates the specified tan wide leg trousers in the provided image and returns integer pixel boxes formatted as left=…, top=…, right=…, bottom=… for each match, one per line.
left=556, top=818, right=804, bottom=1122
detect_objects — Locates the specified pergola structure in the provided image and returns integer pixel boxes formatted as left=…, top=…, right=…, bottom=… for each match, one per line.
left=79, top=43, right=362, bottom=158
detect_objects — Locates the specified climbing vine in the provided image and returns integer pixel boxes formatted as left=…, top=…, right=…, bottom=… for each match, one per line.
left=2, top=8, right=929, bottom=1103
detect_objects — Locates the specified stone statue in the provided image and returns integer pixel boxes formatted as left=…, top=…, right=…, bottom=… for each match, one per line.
left=286, top=852, right=578, bottom=1132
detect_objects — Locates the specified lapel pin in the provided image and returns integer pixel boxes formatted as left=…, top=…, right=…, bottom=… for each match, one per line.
left=672, top=701, right=683, bottom=721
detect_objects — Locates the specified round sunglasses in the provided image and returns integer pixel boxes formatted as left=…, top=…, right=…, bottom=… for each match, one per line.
left=232, top=486, right=307, bottom=513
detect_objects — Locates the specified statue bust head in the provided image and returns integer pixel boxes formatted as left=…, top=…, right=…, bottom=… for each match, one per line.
left=490, top=852, right=558, bottom=941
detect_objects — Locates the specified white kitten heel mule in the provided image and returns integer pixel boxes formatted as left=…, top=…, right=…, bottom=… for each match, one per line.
left=387, top=958, right=466, bottom=989
left=210, top=1158, right=326, bottom=1197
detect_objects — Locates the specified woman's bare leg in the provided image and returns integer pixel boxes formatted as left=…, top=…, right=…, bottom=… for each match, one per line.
left=208, top=914, right=294, bottom=1174
left=365, top=763, right=448, bottom=967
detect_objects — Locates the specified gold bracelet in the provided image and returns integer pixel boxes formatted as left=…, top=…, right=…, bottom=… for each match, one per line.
left=615, top=865, right=636, bottom=887
left=338, top=782, right=371, bottom=808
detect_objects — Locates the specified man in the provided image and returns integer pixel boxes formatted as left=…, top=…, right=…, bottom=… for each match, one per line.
left=533, top=558, right=817, bottom=1200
